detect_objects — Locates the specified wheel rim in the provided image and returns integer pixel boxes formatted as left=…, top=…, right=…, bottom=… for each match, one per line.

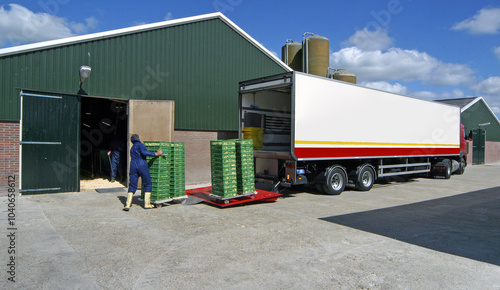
left=361, top=171, right=373, bottom=187
left=330, top=173, right=343, bottom=190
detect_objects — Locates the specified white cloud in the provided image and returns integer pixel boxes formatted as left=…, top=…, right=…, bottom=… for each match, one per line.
left=360, top=81, right=466, bottom=102
left=344, top=28, right=394, bottom=51
left=164, top=12, right=173, bottom=21
left=452, top=7, right=500, bottom=34
left=470, top=78, right=500, bottom=120
left=331, top=47, right=475, bottom=86
left=495, top=46, right=500, bottom=61
left=471, top=76, right=500, bottom=95
left=361, top=81, right=408, bottom=95
left=71, top=16, right=98, bottom=34
left=411, top=90, right=439, bottom=101
left=0, top=4, right=97, bottom=47
left=409, top=89, right=466, bottom=101
left=439, top=89, right=466, bottom=99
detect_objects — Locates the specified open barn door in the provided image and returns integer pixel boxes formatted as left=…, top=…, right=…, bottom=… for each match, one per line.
left=128, top=100, right=175, bottom=142
left=127, top=100, right=175, bottom=184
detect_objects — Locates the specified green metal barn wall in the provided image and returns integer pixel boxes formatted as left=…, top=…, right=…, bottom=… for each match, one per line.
left=0, top=18, right=286, bottom=130
left=462, top=101, right=500, bottom=142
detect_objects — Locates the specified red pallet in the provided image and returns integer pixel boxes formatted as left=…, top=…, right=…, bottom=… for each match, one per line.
left=185, top=186, right=281, bottom=207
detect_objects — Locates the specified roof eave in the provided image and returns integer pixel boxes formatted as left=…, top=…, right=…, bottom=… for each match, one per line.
left=462, top=97, right=500, bottom=126
left=217, top=13, right=292, bottom=72
left=0, top=12, right=292, bottom=71
left=0, top=13, right=222, bottom=57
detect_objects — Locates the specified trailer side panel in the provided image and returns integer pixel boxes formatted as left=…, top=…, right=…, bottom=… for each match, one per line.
left=293, top=73, right=461, bottom=160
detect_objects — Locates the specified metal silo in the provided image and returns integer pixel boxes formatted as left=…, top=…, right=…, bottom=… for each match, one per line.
left=282, top=40, right=302, bottom=71
left=330, top=69, right=357, bottom=84
left=303, top=33, right=329, bottom=77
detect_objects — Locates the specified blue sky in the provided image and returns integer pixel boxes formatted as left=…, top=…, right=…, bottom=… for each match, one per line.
left=1, top=0, right=500, bottom=119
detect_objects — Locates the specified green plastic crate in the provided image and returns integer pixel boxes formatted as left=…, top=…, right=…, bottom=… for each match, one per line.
left=212, top=187, right=238, bottom=198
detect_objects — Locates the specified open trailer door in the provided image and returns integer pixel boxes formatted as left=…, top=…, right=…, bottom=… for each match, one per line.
left=20, top=90, right=81, bottom=194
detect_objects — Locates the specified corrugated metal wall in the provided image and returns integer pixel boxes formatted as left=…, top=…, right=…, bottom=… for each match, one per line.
left=0, top=18, right=286, bottom=130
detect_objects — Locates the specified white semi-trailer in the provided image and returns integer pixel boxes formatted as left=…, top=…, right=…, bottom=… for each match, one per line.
left=238, top=72, right=468, bottom=194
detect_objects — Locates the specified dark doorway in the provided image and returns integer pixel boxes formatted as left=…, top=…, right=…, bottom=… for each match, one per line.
left=80, top=97, right=128, bottom=183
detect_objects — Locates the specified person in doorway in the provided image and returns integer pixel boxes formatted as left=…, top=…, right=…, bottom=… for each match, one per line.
left=123, top=134, right=163, bottom=211
left=108, top=134, right=125, bottom=183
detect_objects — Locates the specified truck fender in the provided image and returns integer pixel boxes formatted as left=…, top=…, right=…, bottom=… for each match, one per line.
left=318, top=165, right=348, bottom=195
left=314, top=165, right=348, bottom=185
left=356, top=163, right=377, bottom=179
left=348, top=164, right=377, bottom=181
left=325, top=165, right=348, bottom=181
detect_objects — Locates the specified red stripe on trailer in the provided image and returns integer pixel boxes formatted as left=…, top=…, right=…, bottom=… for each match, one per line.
left=295, top=147, right=460, bottom=159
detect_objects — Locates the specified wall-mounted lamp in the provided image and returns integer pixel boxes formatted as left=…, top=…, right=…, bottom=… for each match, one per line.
left=77, top=65, right=92, bottom=95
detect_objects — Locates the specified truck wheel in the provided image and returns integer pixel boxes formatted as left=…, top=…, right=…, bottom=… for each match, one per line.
left=455, top=157, right=466, bottom=175
left=443, top=159, right=452, bottom=179
left=355, top=165, right=375, bottom=191
left=322, top=167, right=347, bottom=195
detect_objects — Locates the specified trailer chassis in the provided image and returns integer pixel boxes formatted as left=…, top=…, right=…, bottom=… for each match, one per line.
left=255, top=154, right=461, bottom=195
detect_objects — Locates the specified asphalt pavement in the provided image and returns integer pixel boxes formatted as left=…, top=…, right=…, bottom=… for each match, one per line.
left=1, top=164, right=500, bottom=289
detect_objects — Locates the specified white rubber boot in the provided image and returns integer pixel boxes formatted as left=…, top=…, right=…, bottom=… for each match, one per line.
left=123, top=192, right=133, bottom=211
left=144, top=192, right=153, bottom=209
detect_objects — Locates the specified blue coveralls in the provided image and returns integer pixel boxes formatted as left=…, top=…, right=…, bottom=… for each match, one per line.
left=109, top=137, right=125, bottom=178
left=128, top=136, right=156, bottom=193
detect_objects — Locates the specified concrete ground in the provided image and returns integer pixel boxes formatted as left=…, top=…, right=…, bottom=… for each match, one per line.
left=1, top=164, right=500, bottom=289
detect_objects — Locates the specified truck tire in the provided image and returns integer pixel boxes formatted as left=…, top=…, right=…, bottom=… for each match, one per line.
left=455, top=157, right=466, bottom=175
left=355, top=165, right=376, bottom=191
left=322, top=166, right=347, bottom=195
left=443, top=159, right=452, bottom=179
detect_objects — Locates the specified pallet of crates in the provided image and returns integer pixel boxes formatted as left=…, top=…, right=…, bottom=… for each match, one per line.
left=210, top=140, right=238, bottom=201
left=235, top=139, right=256, bottom=195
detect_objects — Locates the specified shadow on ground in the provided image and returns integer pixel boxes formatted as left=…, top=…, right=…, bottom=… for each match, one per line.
left=320, top=186, right=500, bottom=266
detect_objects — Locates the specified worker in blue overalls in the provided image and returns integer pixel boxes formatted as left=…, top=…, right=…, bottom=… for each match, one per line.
left=108, top=134, right=125, bottom=183
left=124, top=134, right=163, bottom=211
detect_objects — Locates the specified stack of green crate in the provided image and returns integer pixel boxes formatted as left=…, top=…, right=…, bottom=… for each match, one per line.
left=210, top=140, right=238, bottom=198
left=142, top=142, right=169, bottom=201
left=142, top=142, right=186, bottom=201
left=235, top=139, right=255, bottom=194
left=167, top=142, right=186, bottom=197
